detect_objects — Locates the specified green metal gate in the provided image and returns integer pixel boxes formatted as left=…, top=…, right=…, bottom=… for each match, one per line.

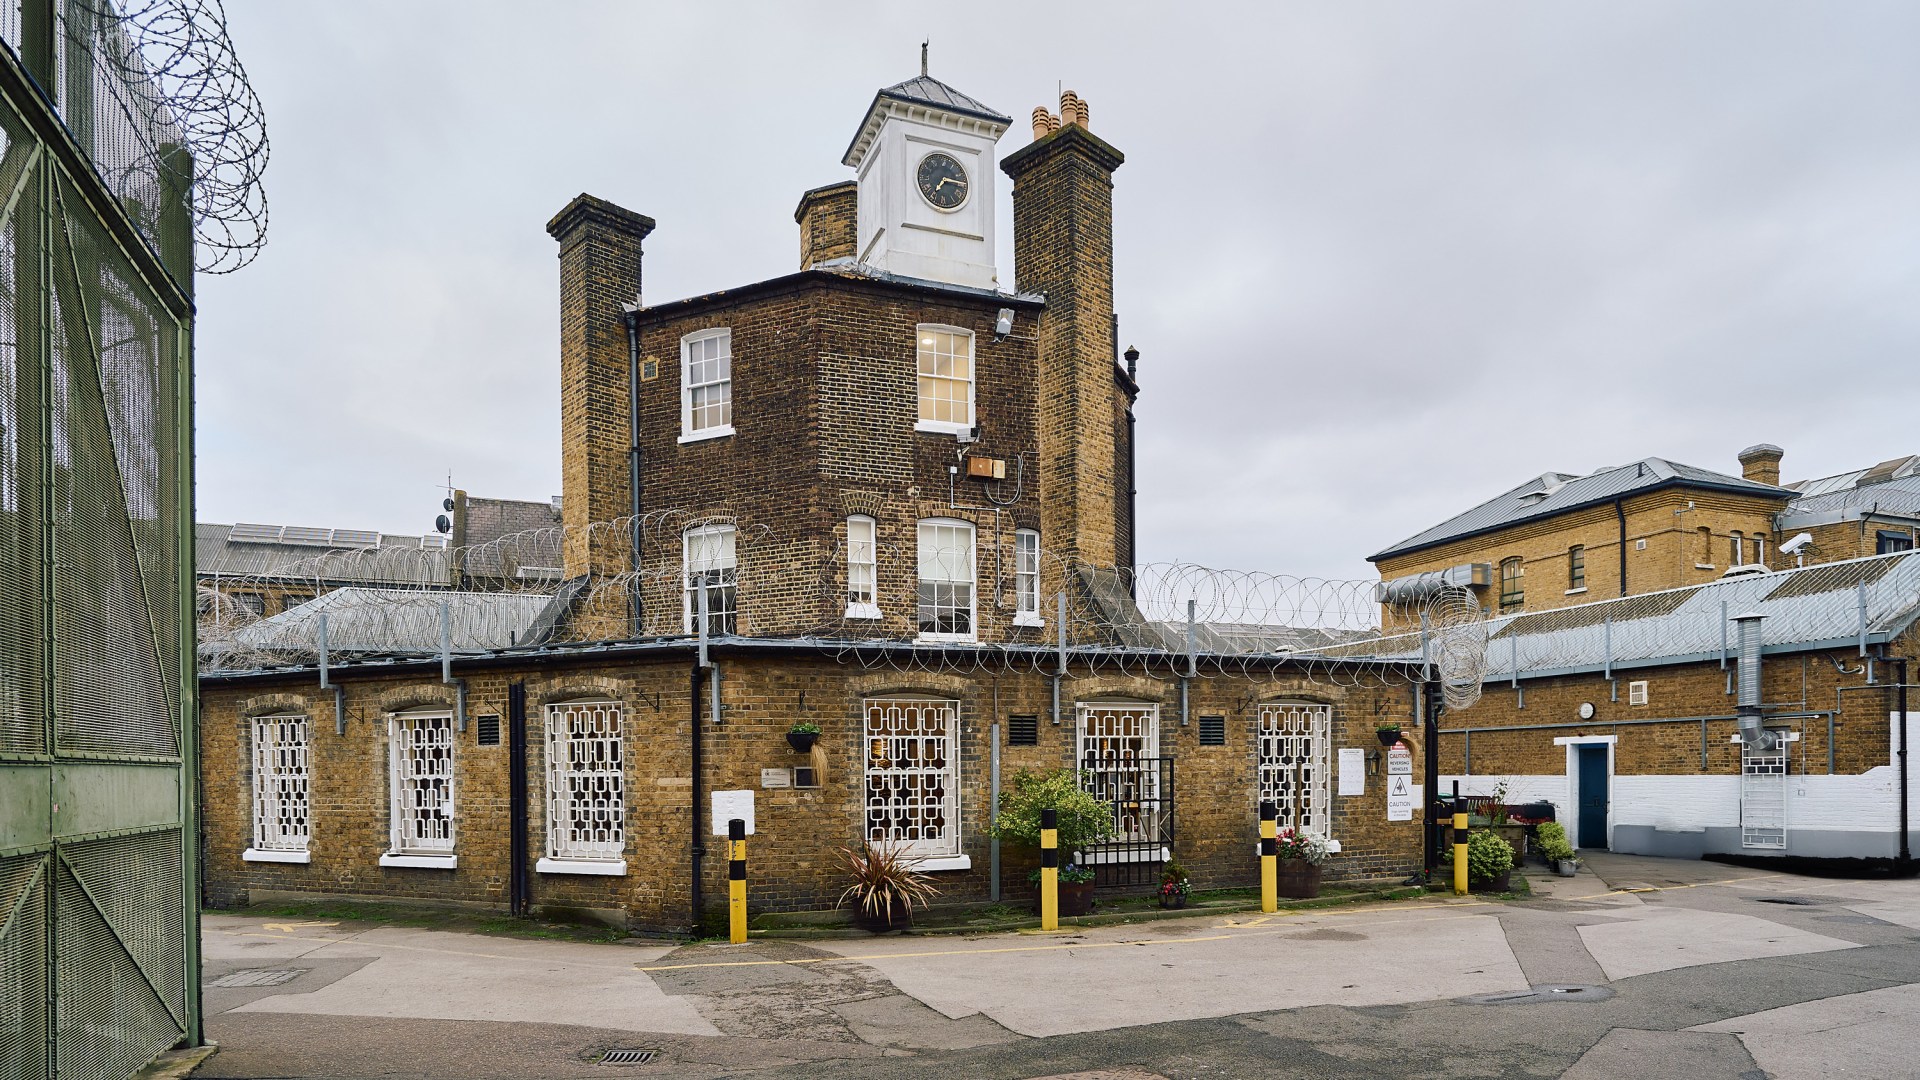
left=0, top=3, right=199, bottom=1077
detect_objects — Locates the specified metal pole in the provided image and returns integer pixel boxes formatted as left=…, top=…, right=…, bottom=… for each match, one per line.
left=1452, top=779, right=1469, bottom=896
left=990, top=721, right=1002, bottom=901
left=1040, top=808, right=1059, bottom=931
left=1899, top=659, right=1911, bottom=868
left=728, top=819, right=747, bottom=944
left=1259, top=800, right=1277, bottom=914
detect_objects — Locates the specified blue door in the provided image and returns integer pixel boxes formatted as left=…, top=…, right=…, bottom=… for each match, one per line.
left=1577, top=746, right=1609, bottom=849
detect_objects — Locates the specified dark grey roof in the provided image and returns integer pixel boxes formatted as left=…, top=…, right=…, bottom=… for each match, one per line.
left=876, top=75, right=1011, bottom=124
left=196, top=522, right=450, bottom=587
left=1371, top=457, right=1793, bottom=562
left=458, top=497, right=564, bottom=580
left=1782, top=472, right=1920, bottom=528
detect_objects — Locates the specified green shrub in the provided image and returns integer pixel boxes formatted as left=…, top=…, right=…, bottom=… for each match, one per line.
left=1467, top=829, right=1515, bottom=884
left=990, top=768, right=1114, bottom=853
left=788, top=720, right=821, bottom=735
left=1536, top=821, right=1577, bottom=861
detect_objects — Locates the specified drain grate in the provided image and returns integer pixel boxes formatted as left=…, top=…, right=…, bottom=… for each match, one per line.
left=1753, top=896, right=1823, bottom=906
left=1463, top=984, right=1615, bottom=1006
left=596, top=1049, right=661, bottom=1066
left=213, top=967, right=310, bottom=988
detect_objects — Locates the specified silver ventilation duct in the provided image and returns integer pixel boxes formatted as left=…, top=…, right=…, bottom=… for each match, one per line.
left=1732, top=611, right=1774, bottom=750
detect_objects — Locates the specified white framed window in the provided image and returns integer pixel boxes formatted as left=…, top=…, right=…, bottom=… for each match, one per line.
left=538, top=700, right=626, bottom=875
left=1013, top=529, right=1042, bottom=626
left=683, top=523, right=737, bottom=635
left=383, top=710, right=456, bottom=866
left=245, top=713, right=310, bottom=863
left=1257, top=702, right=1331, bottom=839
left=679, top=328, right=733, bottom=443
left=846, top=515, right=880, bottom=619
left=914, top=325, right=974, bottom=434
left=1731, top=531, right=1746, bottom=566
left=916, top=518, right=975, bottom=641
left=1077, top=703, right=1169, bottom=859
left=863, top=698, right=966, bottom=867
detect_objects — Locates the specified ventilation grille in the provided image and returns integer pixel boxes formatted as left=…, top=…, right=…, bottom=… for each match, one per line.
left=1198, top=716, right=1226, bottom=746
left=597, top=1048, right=660, bottom=1065
left=1007, top=715, right=1038, bottom=746
left=475, top=714, right=501, bottom=746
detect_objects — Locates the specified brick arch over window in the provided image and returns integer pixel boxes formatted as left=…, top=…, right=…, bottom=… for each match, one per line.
left=1065, top=674, right=1170, bottom=703
left=238, top=692, right=311, bottom=718
left=368, top=684, right=458, bottom=715
left=845, top=670, right=975, bottom=700
left=528, top=674, right=633, bottom=708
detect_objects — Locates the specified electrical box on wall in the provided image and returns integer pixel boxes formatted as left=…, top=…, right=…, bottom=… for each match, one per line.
left=966, top=457, right=1006, bottom=480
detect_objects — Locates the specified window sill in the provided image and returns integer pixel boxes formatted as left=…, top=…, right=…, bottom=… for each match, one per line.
left=379, top=853, right=457, bottom=869
left=1695, top=564, right=1716, bottom=571
left=915, top=633, right=978, bottom=645
left=242, top=848, right=310, bottom=864
left=536, top=857, right=627, bottom=877
left=907, top=854, right=971, bottom=872
left=914, top=420, right=973, bottom=437
left=1564, top=587, right=1588, bottom=596
left=1011, top=614, right=1045, bottom=628
left=678, top=425, right=735, bottom=445
left=844, top=603, right=883, bottom=620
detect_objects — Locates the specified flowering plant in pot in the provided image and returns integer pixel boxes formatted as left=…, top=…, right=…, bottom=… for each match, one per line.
left=1272, top=825, right=1330, bottom=899
left=835, top=841, right=939, bottom=932
left=1158, top=859, right=1192, bottom=909
left=1027, top=862, right=1098, bottom=915
left=786, top=721, right=821, bottom=753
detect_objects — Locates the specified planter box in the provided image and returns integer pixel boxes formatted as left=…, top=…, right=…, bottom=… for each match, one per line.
left=1470, top=869, right=1513, bottom=893
left=1492, top=824, right=1528, bottom=859
left=1276, top=858, right=1322, bottom=899
left=1035, top=881, right=1096, bottom=916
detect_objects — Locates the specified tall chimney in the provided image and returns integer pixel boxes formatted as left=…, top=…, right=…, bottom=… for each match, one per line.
left=1738, top=443, right=1784, bottom=487
left=795, top=181, right=857, bottom=269
left=546, top=194, right=654, bottom=580
left=1002, top=99, right=1125, bottom=569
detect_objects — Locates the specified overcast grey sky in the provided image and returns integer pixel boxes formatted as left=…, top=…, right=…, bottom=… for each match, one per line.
left=194, top=2, right=1920, bottom=582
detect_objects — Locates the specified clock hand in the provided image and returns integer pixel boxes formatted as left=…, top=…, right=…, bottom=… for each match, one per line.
left=936, top=177, right=961, bottom=189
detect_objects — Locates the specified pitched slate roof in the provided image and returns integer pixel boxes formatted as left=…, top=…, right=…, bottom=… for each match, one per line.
left=1780, top=456, right=1920, bottom=528
left=1370, top=458, right=1793, bottom=562
left=842, top=74, right=1010, bottom=167
left=196, top=522, right=451, bottom=587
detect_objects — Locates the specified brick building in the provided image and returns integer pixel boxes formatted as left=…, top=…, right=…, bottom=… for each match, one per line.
left=198, top=70, right=1432, bottom=931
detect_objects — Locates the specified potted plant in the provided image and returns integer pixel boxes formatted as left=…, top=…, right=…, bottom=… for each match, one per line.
left=989, top=768, right=1115, bottom=915
left=786, top=721, right=821, bottom=753
left=1535, top=821, right=1580, bottom=877
left=1375, top=723, right=1403, bottom=747
left=1272, top=825, right=1331, bottom=898
left=835, top=841, right=939, bottom=932
left=1029, top=862, right=1098, bottom=915
left=1465, top=828, right=1516, bottom=892
left=1158, top=859, right=1192, bottom=909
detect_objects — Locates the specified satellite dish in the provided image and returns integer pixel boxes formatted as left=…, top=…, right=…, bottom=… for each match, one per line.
left=435, top=514, right=452, bottom=534
left=442, top=497, right=456, bottom=512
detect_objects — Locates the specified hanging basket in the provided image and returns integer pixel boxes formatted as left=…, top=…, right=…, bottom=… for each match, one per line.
left=1376, top=729, right=1403, bottom=747
left=786, top=730, right=819, bottom=753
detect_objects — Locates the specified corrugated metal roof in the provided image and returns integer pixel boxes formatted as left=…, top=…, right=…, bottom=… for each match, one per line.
left=1782, top=473, right=1920, bottom=525
left=196, top=522, right=451, bottom=586
left=1321, top=551, right=1920, bottom=679
left=1371, top=457, right=1792, bottom=561
left=229, top=588, right=552, bottom=655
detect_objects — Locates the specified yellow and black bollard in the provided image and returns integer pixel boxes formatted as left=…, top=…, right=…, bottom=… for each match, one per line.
left=728, top=817, right=747, bottom=944
left=1451, top=781, right=1468, bottom=897
left=1259, top=799, right=1278, bottom=914
left=1040, top=807, right=1059, bottom=931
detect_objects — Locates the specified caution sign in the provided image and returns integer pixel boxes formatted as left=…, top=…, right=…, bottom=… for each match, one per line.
left=1386, top=744, right=1414, bottom=821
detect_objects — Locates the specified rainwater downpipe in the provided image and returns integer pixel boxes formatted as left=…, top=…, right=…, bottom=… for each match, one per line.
left=440, top=602, right=466, bottom=732
left=625, top=311, right=645, bottom=635
left=1051, top=592, right=1066, bottom=726
left=1124, top=345, right=1140, bottom=593
left=318, top=613, right=345, bottom=735
left=1615, top=498, right=1628, bottom=596
left=690, top=588, right=711, bottom=935
left=1896, top=657, right=1911, bottom=869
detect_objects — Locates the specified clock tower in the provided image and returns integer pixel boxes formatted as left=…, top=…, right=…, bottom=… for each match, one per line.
left=841, top=63, right=1010, bottom=289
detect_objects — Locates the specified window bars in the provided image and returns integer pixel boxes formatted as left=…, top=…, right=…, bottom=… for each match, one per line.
left=1257, top=702, right=1331, bottom=838
left=250, top=714, right=309, bottom=853
left=545, top=701, right=624, bottom=862
left=863, top=698, right=960, bottom=858
left=389, top=712, right=455, bottom=855
left=1077, top=703, right=1169, bottom=847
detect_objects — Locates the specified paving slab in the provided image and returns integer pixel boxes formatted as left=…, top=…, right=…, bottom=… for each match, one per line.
left=1558, top=1028, right=1759, bottom=1079
left=1576, top=903, right=1858, bottom=980
left=1692, top=981, right=1920, bottom=1080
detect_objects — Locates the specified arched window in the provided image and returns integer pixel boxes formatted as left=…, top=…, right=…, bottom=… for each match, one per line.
left=1698, top=526, right=1713, bottom=566
left=1499, top=557, right=1523, bottom=611
left=845, top=516, right=879, bottom=619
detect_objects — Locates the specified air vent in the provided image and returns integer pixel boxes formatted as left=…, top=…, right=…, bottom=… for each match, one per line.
left=1198, top=715, right=1226, bottom=746
left=1007, top=715, right=1038, bottom=746
left=595, top=1048, right=660, bottom=1065
left=475, top=714, right=501, bottom=746
left=1628, top=681, right=1649, bottom=707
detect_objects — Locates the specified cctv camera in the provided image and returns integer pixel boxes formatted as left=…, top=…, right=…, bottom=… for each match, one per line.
left=1780, top=533, right=1813, bottom=555
left=994, top=308, right=1014, bottom=339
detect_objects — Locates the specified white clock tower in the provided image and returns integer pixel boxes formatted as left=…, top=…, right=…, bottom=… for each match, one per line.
left=841, top=62, right=1010, bottom=289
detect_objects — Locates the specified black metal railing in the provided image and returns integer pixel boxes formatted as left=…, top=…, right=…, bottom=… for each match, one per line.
left=1078, top=756, right=1174, bottom=888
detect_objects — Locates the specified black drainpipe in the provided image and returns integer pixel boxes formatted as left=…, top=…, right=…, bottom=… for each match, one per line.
left=507, top=682, right=530, bottom=917
left=689, top=663, right=706, bottom=934
left=625, top=312, right=645, bottom=635
left=1615, top=498, right=1628, bottom=596
left=1124, top=345, right=1140, bottom=583
left=1422, top=680, right=1442, bottom=878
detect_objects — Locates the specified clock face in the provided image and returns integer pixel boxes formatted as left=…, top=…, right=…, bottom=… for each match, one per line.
left=916, top=152, right=969, bottom=210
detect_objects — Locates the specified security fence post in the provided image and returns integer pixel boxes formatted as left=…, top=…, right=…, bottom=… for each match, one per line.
left=1040, top=808, right=1059, bottom=930
left=728, top=818, right=747, bottom=944
left=1451, top=781, right=1469, bottom=897
left=1259, top=800, right=1278, bottom=913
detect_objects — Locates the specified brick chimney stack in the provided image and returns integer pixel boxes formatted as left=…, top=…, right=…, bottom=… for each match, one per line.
left=1738, top=443, right=1785, bottom=487
left=1001, top=93, right=1126, bottom=568
left=795, top=181, right=858, bottom=269
left=547, top=193, right=655, bottom=579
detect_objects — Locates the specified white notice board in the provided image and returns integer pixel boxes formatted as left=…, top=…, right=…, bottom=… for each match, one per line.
left=1337, top=748, right=1365, bottom=796
left=711, top=789, right=755, bottom=835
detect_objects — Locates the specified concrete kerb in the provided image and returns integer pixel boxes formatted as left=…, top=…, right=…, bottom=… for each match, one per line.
left=132, top=1042, right=218, bottom=1080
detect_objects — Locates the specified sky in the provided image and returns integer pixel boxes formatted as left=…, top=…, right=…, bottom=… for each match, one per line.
left=193, top=1, right=1920, bottom=583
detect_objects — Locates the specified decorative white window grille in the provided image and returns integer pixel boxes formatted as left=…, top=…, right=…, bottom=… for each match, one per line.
left=544, top=700, right=624, bottom=862
left=388, top=711, right=456, bottom=856
left=1257, top=702, right=1331, bottom=838
left=863, top=698, right=960, bottom=858
left=846, top=515, right=879, bottom=618
left=680, top=328, right=733, bottom=440
left=683, top=524, right=737, bottom=635
left=916, top=518, right=975, bottom=641
left=1741, top=739, right=1788, bottom=849
left=250, top=714, right=310, bottom=853
left=1014, top=529, right=1042, bottom=623
left=915, top=325, right=974, bottom=433
left=1077, top=703, right=1168, bottom=846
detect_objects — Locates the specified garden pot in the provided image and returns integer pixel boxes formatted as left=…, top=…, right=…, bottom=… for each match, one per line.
left=1555, top=860, right=1579, bottom=877
left=786, top=730, right=819, bottom=753
left=1376, top=729, right=1402, bottom=747
left=1158, top=892, right=1188, bottom=909
left=1471, top=869, right=1513, bottom=893
left=1275, top=858, right=1322, bottom=899
left=852, top=900, right=912, bottom=933
left=1036, top=881, right=1096, bottom=917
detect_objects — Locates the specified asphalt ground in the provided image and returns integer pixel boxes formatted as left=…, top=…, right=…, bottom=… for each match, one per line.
left=198, top=853, right=1920, bottom=1079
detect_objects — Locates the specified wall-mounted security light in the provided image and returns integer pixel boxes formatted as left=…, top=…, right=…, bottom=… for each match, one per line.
left=993, top=308, right=1014, bottom=340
